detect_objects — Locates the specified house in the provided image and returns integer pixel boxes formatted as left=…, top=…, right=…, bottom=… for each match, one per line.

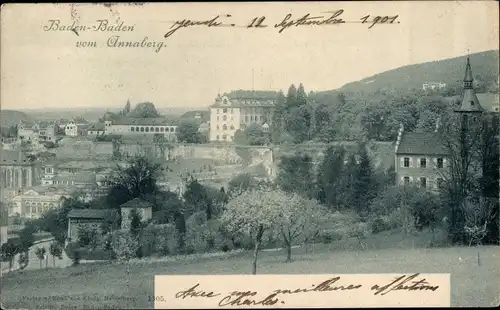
left=119, top=198, right=153, bottom=229
left=422, top=82, right=446, bottom=91
left=394, top=125, right=449, bottom=190
left=209, top=90, right=277, bottom=142
left=66, top=208, right=117, bottom=243
left=17, top=121, right=37, bottom=141
left=88, top=123, right=106, bottom=136
left=65, top=120, right=89, bottom=137
left=37, top=121, right=57, bottom=142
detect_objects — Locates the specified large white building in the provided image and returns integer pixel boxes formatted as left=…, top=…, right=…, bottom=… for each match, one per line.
left=103, top=117, right=178, bottom=141
left=209, top=90, right=276, bottom=142
left=8, top=188, right=69, bottom=219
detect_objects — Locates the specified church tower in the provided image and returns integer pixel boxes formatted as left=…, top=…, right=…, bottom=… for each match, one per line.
left=455, top=57, right=485, bottom=128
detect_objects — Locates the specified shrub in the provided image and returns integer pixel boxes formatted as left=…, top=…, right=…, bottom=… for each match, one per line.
left=78, top=226, right=99, bottom=249
left=18, top=252, right=29, bottom=270
left=72, top=248, right=81, bottom=266
left=370, top=217, right=393, bottom=233
left=111, top=229, right=139, bottom=261
left=318, top=229, right=344, bottom=244
left=155, top=224, right=178, bottom=256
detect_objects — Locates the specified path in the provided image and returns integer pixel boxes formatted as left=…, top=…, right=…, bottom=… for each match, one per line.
left=1, top=238, right=73, bottom=275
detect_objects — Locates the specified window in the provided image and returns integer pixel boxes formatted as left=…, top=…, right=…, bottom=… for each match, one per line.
left=150, top=127, right=154, bottom=132
left=223, top=108, right=227, bottom=113
left=403, top=177, right=410, bottom=185
left=230, top=125, right=235, bottom=130
left=217, top=125, right=220, bottom=130
left=245, top=116, right=249, bottom=122
left=155, top=127, right=159, bottom=132
left=250, top=116, right=254, bottom=122
left=420, top=158, right=426, bottom=168
left=223, top=115, right=227, bottom=121
left=223, top=124, right=227, bottom=130
left=222, top=134, right=227, bottom=141
left=420, top=177, right=427, bottom=188
left=160, top=127, right=164, bottom=132
left=131, top=127, right=135, bottom=132
left=145, top=127, right=149, bottom=132
left=140, top=127, right=144, bottom=132
left=403, top=157, right=410, bottom=168
left=135, top=127, right=139, bottom=131
left=437, top=158, right=443, bottom=168
left=217, top=109, right=220, bottom=114
left=437, top=178, right=444, bottom=189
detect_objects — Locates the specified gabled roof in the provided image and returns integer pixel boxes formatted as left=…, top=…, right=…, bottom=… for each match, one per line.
left=67, top=208, right=115, bottom=219
left=120, top=197, right=153, bottom=208
left=396, top=132, right=449, bottom=156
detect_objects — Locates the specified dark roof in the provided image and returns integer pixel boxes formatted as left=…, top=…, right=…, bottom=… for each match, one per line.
left=120, top=198, right=153, bottom=208
left=396, top=132, right=449, bottom=156
left=226, top=90, right=278, bottom=100
left=88, top=123, right=105, bottom=131
left=113, top=117, right=177, bottom=126
left=67, top=208, right=115, bottom=219
left=456, top=89, right=484, bottom=113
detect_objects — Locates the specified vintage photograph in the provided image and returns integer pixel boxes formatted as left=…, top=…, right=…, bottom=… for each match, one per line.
left=0, top=2, right=499, bottom=309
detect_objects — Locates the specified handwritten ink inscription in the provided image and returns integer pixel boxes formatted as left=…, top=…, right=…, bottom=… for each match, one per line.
left=40, top=10, right=400, bottom=53
left=165, top=273, right=439, bottom=307
left=165, top=10, right=400, bottom=38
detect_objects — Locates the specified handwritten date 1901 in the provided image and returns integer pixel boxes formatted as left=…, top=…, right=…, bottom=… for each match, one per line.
left=360, top=15, right=399, bottom=29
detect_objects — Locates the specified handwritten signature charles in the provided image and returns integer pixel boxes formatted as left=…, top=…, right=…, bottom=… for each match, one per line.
left=165, top=10, right=400, bottom=38
left=169, top=273, right=439, bottom=307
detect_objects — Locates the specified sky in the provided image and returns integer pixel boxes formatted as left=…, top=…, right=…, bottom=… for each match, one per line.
left=1, top=1, right=498, bottom=110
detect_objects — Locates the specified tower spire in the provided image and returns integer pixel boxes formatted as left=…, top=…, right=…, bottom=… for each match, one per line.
left=455, top=56, right=483, bottom=113
left=464, top=56, right=473, bottom=88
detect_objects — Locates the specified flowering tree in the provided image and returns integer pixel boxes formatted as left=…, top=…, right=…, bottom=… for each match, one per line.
left=221, top=189, right=328, bottom=272
left=221, top=189, right=283, bottom=274
left=272, top=193, right=328, bottom=262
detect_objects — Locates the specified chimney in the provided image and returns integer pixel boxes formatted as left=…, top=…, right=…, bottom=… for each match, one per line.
left=434, top=116, right=441, bottom=132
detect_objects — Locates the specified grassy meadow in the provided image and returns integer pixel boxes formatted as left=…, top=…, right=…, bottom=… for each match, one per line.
left=1, top=229, right=499, bottom=309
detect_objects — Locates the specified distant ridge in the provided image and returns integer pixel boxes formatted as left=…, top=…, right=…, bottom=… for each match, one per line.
left=336, top=50, right=499, bottom=94
left=0, top=110, right=31, bottom=127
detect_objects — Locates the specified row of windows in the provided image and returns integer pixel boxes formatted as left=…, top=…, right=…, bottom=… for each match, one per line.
left=217, top=108, right=232, bottom=114
left=216, top=124, right=235, bottom=131
left=402, top=157, right=444, bottom=168
left=217, top=115, right=231, bottom=121
left=402, top=176, right=444, bottom=188
left=216, top=135, right=233, bottom=141
left=130, top=126, right=177, bottom=133
left=244, top=115, right=264, bottom=123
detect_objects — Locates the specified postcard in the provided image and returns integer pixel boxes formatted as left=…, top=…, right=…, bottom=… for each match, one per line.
left=0, top=1, right=499, bottom=309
